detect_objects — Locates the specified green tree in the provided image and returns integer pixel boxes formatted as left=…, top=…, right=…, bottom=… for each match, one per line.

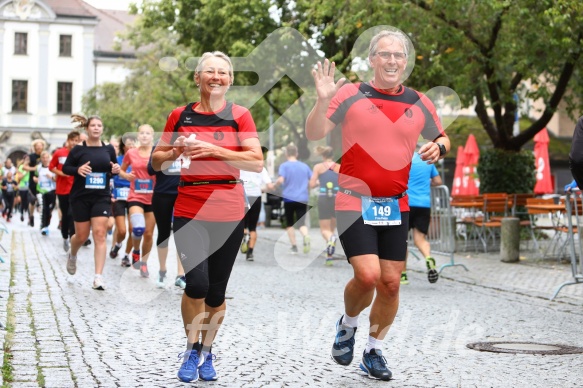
left=298, top=0, right=583, bottom=150
left=83, top=27, right=194, bottom=136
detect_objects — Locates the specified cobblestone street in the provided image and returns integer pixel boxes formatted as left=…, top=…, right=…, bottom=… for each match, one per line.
left=0, top=218, right=582, bottom=387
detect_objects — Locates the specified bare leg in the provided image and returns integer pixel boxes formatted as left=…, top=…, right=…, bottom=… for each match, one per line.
left=344, top=254, right=381, bottom=317
left=90, top=217, right=109, bottom=275
left=286, top=227, right=296, bottom=246
left=201, top=302, right=226, bottom=351
left=70, top=221, right=91, bottom=257
left=368, top=260, right=404, bottom=340
left=413, top=228, right=431, bottom=258
left=181, top=295, right=206, bottom=345
left=140, top=212, right=156, bottom=263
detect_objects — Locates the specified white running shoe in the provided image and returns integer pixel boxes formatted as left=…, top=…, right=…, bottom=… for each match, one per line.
left=92, top=275, right=105, bottom=291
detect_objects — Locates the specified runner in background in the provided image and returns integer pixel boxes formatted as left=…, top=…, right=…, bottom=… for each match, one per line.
left=147, top=142, right=187, bottom=288
left=16, top=156, right=30, bottom=223
left=240, top=167, right=273, bottom=261
left=63, top=114, right=120, bottom=290
left=110, top=134, right=135, bottom=266
left=35, top=151, right=56, bottom=236
left=23, top=139, right=45, bottom=227
left=1, top=171, right=17, bottom=222
left=50, top=130, right=81, bottom=251
left=402, top=151, right=442, bottom=285
left=309, top=145, right=340, bottom=265
left=120, top=124, right=156, bottom=278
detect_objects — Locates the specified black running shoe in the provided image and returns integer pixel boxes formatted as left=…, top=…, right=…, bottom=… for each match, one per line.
left=359, top=349, right=392, bottom=381
left=83, top=239, right=92, bottom=247
left=331, top=315, right=356, bottom=366
left=109, top=244, right=121, bottom=259
left=121, top=256, right=131, bottom=267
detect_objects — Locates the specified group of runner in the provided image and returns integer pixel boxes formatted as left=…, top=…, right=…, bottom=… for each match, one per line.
left=4, top=29, right=452, bottom=384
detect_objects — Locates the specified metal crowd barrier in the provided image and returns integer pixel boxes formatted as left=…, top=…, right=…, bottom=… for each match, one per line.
left=551, top=190, right=583, bottom=300
left=408, top=185, right=468, bottom=273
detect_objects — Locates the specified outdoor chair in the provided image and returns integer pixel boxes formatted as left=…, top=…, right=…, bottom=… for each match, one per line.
left=471, top=194, right=509, bottom=252
left=451, top=194, right=483, bottom=250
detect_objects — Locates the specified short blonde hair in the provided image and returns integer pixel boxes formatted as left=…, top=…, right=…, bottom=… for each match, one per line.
left=195, top=51, right=234, bottom=85
left=31, top=139, right=46, bottom=151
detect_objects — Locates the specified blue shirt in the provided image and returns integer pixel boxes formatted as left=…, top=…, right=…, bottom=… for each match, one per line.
left=113, top=154, right=131, bottom=189
left=278, top=160, right=312, bottom=203
left=407, top=153, right=439, bottom=208
left=147, top=144, right=181, bottom=195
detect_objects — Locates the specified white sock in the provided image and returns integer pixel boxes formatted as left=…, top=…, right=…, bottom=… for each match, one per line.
left=365, top=336, right=384, bottom=353
left=342, top=313, right=359, bottom=328
left=115, top=242, right=122, bottom=248
left=201, top=350, right=209, bottom=361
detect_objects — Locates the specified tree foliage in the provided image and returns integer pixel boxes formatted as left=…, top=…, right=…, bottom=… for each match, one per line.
left=297, top=0, right=583, bottom=150
left=86, top=0, right=583, bottom=154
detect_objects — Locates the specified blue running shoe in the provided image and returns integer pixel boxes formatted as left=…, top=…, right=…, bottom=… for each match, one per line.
left=199, top=352, right=218, bottom=381
left=177, top=350, right=200, bottom=382
left=331, top=315, right=356, bottom=366
left=359, top=349, right=392, bottom=381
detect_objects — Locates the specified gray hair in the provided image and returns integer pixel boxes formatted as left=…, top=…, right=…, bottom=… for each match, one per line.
left=368, top=30, right=409, bottom=60
left=195, top=51, right=234, bottom=85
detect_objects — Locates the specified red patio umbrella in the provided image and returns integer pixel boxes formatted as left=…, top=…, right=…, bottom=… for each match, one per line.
left=534, top=127, right=553, bottom=194
left=460, top=134, right=480, bottom=195
left=452, top=146, right=466, bottom=196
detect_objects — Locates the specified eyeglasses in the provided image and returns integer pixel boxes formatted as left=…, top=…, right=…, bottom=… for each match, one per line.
left=375, top=51, right=407, bottom=61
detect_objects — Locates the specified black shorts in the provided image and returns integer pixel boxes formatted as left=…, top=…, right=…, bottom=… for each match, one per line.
left=317, top=195, right=336, bottom=220
left=71, top=197, right=112, bottom=222
left=127, top=201, right=154, bottom=213
left=408, top=206, right=431, bottom=235
left=244, top=196, right=262, bottom=232
left=283, top=200, right=309, bottom=228
left=112, top=200, right=128, bottom=217
left=337, top=210, right=409, bottom=261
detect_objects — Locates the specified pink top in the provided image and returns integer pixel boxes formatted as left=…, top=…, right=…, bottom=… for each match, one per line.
left=123, top=147, right=156, bottom=205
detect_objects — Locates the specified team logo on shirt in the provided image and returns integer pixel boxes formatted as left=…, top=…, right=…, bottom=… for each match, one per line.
left=404, top=108, right=413, bottom=118
left=368, top=104, right=381, bottom=114
left=214, top=130, right=225, bottom=141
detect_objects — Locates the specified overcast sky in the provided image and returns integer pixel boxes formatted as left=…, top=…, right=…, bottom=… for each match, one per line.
left=83, top=0, right=140, bottom=11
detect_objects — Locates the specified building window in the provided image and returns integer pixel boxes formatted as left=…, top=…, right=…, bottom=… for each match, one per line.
left=59, top=35, right=72, bottom=57
left=14, top=32, right=27, bottom=55
left=57, top=82, right=72, bottom=114
left=12, top=80, right=28, bottom=112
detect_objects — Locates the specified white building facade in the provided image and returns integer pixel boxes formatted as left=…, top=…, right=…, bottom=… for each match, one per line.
left=0, top=0, right=134, bottom=162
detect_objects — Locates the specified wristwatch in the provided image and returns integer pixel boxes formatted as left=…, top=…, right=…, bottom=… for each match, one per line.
left=435, top=142, right=446, bottom=156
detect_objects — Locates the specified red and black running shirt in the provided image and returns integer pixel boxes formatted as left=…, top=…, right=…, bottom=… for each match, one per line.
left=160, top=101, right=258, bottom=221
left=327, top=82, right=445, bottom=212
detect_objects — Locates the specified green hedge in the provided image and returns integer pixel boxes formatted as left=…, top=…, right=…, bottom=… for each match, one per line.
left=477, top=149, right=536, bottom=194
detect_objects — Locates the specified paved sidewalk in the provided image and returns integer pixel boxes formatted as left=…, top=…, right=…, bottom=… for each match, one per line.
left=258, top=225, right=583, bottom=304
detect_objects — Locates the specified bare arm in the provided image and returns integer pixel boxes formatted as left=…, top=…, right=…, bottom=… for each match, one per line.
left=305, top=59, right=345, bottom=141
left=152, top=142, right=181, bottom=172
left=431, top=175, right=443, bottom=186
left=309, top=164, right=321, bottom=188
left=185, top=137, right=264, bottom=173
left=418, top=135, right=451, bottom=164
